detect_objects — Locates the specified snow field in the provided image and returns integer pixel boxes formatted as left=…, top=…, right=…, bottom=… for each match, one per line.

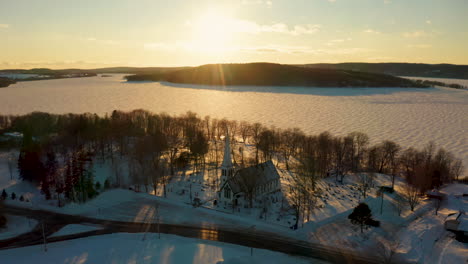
left=0, top=233, right=320, bottom=264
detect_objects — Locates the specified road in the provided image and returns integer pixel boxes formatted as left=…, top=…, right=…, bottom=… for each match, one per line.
left=1, top=204, right=381, bottom=264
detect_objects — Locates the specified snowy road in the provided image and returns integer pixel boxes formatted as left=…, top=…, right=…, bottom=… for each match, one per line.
left=1, top=204, right=382, bottom=264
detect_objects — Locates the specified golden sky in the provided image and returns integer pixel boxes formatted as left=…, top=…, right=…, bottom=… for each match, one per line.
left=1, top=0, right=467, bottom=69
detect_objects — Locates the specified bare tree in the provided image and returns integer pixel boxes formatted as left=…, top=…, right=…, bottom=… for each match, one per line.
left=372, top=237, right=401, bottom=264
left=6, top=152, right=16, bottom=180
left=239, top=121, right=251, bottom=143
left=433, top=198, right=441, bottom=215
left=358, top=173, right=374, bottom=199
left=251, top=123, right=263, bottom=165
left=403, top=184, right=421, bottom=211
left=451, top=159, right=464, bottom=181
left=395, top=195, right=405, bottom=216
left=349, top=132, right=369, bottom=172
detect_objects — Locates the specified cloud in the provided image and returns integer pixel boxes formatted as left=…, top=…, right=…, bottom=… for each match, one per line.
left=238, top=21, right=321, bottom=35
left=187, top=16, right=321, bottom=36
left=426, top=20, right=432, bottom=25
left=241, top=0, right=272, bottom=7
left=0, top=24, right=9, bottom=29
left=84, top=37, right=118, bottom=45
left=407, top=44, right=432, bottom=49
left=363, top=29, right=381, bottom=34
left=144, top=42, right=179, bottom=51
left=327, top=0, right=337, bottom=3
left=144, top=42, right=369, bottom=56
left=326, top=38, right=352, bottom=46
left=403, top=31, right=431, bottom=38
left=232, top=45, right=369, bottom=55
left=384, top=0, right=392, bottom=4
left=366, top=56, right=398, bottom=61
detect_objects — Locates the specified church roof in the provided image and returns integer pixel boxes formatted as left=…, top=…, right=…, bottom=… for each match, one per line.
left=226, top=160, right=280, bottom=194
left=221, top=135, right=233, bottom=168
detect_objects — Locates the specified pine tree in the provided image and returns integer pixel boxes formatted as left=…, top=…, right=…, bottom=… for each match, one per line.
left=43, top=151, right=58, bottom=200
left=85, top=171, right=97, bottom=199
left=348, top=203, right=374, bottom=233
left=19, top=195, right=24, bottom=202
left=1, top=189, right=7, bottom=200
left=0, top=201, right=6, bottom=228
left=17, top=130, right=45, bottom=183
left=104, top=178, right=110, bottom=189
left=0, top=215, right=6, bottom=227
left=11, top=192, right=16, bottom=200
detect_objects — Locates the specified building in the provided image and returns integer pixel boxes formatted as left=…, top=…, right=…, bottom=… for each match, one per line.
left=445, top=212, right=468, bottom=237
left=218, top=136, right=281, bottom=208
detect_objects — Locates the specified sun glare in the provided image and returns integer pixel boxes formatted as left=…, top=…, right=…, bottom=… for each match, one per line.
left=188, top=10, right=238, bottom=54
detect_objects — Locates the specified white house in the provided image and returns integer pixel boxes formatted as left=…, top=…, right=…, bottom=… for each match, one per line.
left=218, top=136, right=281, bottom=207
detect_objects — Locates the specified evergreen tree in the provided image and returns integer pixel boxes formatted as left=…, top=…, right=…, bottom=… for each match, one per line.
left=95, top=181, right=101, bottom=190
left=1, top=189, right=7, bottom=200
left=348, top=203, right=375, bottom=233
left=11, top=192, right=16, bottom=200
left=0, top=215, right=6, bottom=228
left=17, top=131, right=45, bottom=183
left=104, top=178, right=110, bottom=189
left=43, top=151, right=58, bottom=200
left=19, top=195, right=24, bottom=202
left=85, top=170, right=97, bottom=199
left=0, top=201, right=6, bottom=228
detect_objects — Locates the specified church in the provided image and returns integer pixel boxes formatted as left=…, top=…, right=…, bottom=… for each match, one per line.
left=218, top=136, right=282, bottom=208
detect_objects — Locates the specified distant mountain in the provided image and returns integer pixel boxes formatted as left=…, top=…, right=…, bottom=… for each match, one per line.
left=300, top=63, right=468, bottom=79
left=88, top=67, right=188, bottom=74
left=125, top=63, right=427, bottom=88
left=0, top=67, right=187, bottom=75
left=2, top=63, right=466, bottom=79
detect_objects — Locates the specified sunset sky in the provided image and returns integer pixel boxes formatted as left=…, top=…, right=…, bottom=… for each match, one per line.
left=1, top=0, right=467, bottom=69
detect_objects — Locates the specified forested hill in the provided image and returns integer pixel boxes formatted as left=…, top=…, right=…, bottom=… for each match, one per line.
left=301, top=63, right=468, bottom=79
left=125, top=63, right=427, bottom=88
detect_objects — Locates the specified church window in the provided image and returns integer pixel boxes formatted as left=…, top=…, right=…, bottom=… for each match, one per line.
left=224, top=187, right=231, bottom=199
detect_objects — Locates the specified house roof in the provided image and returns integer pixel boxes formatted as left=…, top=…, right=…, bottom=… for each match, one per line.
left=446, top=213, right=460, bottom=221
left=226, top=160, right=280, bottom=194
left=458, top=214, right=468, bottom=232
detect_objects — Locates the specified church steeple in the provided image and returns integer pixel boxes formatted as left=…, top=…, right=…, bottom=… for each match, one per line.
left=220, top=134, right=234, bottom=183
left=222, top=134, right=233, bottom=168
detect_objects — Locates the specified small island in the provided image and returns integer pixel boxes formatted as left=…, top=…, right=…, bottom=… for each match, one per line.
left=125, top=63, right=429, bottom=88
left=0, top=68, right=97, bottom=88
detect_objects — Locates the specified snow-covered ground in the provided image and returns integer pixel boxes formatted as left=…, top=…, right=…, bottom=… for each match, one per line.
left=0, top=214, right=37, bottom=240
left=395, top=184, right=468, bottom=263
left=1, top=144, right=467, bottom=263
left=49, top=224, right=102, bottom=238
left=0, top=233, right=320, bottom=264
left=296, top=177, right=468, bottom=264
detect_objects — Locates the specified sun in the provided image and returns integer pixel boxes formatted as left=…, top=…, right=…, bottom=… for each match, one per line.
left=188, top=10, right=238, bottom=54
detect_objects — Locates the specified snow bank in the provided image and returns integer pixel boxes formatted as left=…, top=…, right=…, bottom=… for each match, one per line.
left=0, top=214, right=37, bottom=240
left=0, top=233, right=320, bottom=264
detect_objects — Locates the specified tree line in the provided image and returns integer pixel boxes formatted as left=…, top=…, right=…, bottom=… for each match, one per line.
left=0, top=110, right=464, bottom=209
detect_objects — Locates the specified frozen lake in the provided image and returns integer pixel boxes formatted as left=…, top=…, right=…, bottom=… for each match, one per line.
left=0, top=74, right=467, bottom=175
